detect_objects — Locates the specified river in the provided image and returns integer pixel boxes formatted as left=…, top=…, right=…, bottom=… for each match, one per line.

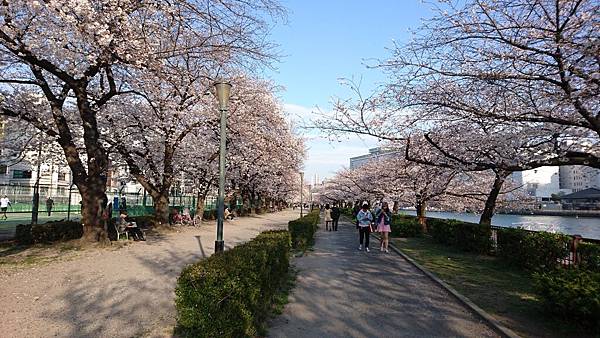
left=400, top=210, right=600, bottom=240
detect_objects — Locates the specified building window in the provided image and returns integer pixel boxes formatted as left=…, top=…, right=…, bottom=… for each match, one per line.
left=13, top=170, right=32, bottom=179
left=0, top=165, right=6, bottom=175
left=58, top=172, right=66, bottom=181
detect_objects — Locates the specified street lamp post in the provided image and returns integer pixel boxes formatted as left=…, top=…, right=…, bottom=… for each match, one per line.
left=214, top=82, right=232, bottom=253
left=31, top=140, right=43, bottom=225
left=300, top=172, right=304, bottom=217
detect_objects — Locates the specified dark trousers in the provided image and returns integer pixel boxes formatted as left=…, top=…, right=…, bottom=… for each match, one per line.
left=332, top=218, right=339, bottom=231
left=127, top=227, right=145, bottom=240
left=47, top=208, right=52, bottom=216
left=359, top=226, right=370, bottom=248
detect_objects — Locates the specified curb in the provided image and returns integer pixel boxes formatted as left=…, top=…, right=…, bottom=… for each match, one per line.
left=372, top=234, right=521, bottom=338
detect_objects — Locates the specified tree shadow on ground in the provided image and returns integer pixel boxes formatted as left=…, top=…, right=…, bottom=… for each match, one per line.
left=268, top=221, right=499, bottom=338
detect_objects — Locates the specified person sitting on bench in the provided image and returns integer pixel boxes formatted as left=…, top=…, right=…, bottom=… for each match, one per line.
left=119, top=213, right=146, bottom=241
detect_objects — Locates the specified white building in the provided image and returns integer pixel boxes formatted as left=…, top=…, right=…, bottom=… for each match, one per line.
left=511, top=167, right=568, bottom=200
left=559, top=165, right=600, bottom=192
left=349, top=147, right=398, bottom=169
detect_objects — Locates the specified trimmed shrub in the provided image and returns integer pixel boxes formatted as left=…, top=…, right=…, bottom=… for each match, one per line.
left=429, top=218, right=491, bottom=254
left=15, top=224, right=33, bottom=245
left=16, top=220, right=83, bottom=244
left=579, top=242, right=600, bottom=273
left=31, top=220, right=83, bottom=243
left=497, top=228, right=570, bottom=271
left=534, top=269, right=600, bottom=330
left=454, top=221, right=492, bottom=254
left=175, top=230, right=291, bottom=337
left=288, top=211, right=319, bottom=251
left=390, top=215, right=422, bottom=237
left=429, top=218, right=458, bottom=246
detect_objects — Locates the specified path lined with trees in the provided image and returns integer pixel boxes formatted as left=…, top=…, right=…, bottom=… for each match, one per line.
left=269, top=218, right=499, bottom=338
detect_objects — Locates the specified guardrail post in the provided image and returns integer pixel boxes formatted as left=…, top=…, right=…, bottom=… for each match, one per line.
left=572, top=234, right=583, bottom=266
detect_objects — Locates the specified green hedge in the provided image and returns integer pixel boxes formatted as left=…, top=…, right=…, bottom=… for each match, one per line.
left=497, top=228, right=570, bottom=271
left=390, top=215, right=422, bottom=237
left=288, top=211, right=319, bottom=251
left=534, top=269, right=600, bottom=330
left=579, top=242, right=600, bottom=273
left=428, top=218, right=491, bottom=254
left=175, top=230, right=291, bottom=337
left=15, top=220, right=83, bottom=245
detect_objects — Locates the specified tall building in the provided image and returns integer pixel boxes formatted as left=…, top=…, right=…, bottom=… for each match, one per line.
left=511, top=167, right=569, bottom=200
left=559, top=165, right=600, bottom=192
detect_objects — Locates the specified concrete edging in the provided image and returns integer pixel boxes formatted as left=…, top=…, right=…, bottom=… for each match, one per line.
left=372, top=233, right=521, bottom=338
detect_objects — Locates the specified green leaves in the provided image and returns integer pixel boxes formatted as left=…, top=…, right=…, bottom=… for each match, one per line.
left=175, top=230, right=291, bottom=338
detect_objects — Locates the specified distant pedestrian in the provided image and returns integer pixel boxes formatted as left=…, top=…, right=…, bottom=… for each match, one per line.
left=352, top=201, right=361, bottom=229
left=356, top=203, right=373, bottom=252
left=377, top=202, right=392, bottom=253
left=0, top=195, right=11, bottom=220
left=331, top=204, right=340, bottom=231
left=46, top=196, right=54, bottom=216
left=324, top=204, right=332, bottom=231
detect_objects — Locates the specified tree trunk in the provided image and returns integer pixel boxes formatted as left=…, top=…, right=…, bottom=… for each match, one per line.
left=79, top=184, right=109, bottom=243
left=479, top=171, right=509, bottom=226
left=196, top=193, right=206, bottom=221
left=392, top=200, right=399, bottom=214
left=152, top=193, right=170, bottom=224
left=417, top=200, right=427, bottom=233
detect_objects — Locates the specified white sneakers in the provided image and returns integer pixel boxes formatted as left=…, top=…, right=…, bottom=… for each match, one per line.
left=385, top=248, right=389, bottom=253
left=358, top=245, right=370, bottom=252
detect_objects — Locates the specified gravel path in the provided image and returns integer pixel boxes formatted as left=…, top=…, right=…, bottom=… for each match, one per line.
left=0, top=210, right=297, bottom=338
left=268, top=217, right=500, bottom=338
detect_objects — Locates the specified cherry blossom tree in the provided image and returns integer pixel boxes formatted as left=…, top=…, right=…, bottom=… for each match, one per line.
left=0, top=0, right=285, bottom=241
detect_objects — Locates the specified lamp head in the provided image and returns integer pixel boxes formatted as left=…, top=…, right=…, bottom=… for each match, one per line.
left=214, top=82, right=232, bottom=110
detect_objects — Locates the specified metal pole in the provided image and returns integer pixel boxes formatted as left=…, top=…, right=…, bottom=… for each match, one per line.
left=300, top=172, right=304, bottom=217
left=31, top=141, right=42, bottom=225
left=67, top=184, right=73, bottom=221
left=215, top=106, right=227, bottom=253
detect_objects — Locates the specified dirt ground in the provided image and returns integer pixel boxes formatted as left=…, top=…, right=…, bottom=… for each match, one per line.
left=0, top=210, right=298, bottom=338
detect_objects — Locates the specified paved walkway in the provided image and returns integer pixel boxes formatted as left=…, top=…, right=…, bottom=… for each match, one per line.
left=269, top=218, right=500, bottom=338
left=0, top=210, right=298, bottom=338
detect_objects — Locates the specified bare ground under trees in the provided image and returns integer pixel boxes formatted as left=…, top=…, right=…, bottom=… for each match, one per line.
left=0, top=210, right=297, bottom=338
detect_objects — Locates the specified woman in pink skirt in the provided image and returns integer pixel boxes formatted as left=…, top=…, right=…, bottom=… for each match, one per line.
left=376, top=202, right=392, bottom=253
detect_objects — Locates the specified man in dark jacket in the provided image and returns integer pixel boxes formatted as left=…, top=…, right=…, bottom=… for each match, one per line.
left=46, top=197, right=54, bottom=216
left=331, top=204, right=341, bottom=231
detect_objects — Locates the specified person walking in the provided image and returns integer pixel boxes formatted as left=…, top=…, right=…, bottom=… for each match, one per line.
left=331, top=204, right=340, bottom=231
left=324, top=204, right=333, bottom=231
left=0, top=195, right=11, bottom=220
left=377, top=202, right=392, bottom=253
left=356, top=203, right=373, bottom=252
left=46, top=196, right=54, bottom=216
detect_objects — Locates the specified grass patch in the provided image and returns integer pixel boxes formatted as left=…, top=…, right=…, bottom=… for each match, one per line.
left=393, top=237, right=593, bottom=338
left=272, top=267, right=297, bottom=315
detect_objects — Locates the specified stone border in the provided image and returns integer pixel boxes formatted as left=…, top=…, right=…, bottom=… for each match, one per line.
left=373, top=234, right=521, bottom=338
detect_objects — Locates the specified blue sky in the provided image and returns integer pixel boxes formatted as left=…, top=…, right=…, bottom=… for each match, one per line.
left=266, top=1, right=433, bottom=182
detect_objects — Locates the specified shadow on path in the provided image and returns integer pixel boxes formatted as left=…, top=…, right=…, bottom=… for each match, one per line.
left=268, top=219, right=499, bottom=338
